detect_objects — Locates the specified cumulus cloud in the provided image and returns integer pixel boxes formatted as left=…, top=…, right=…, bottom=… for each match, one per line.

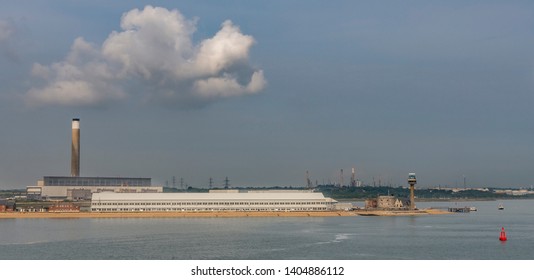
left=26, top=6, right=265, bottom=108
left=27, top=37, right=125, bottom=106
left=0, top=20, right=13, bottom=42
left=194, top=70, right=266, bottom=98
left=0, top=19, right=17, bottom=60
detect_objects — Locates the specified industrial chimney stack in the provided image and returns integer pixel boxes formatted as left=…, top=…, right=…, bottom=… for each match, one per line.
left=71, top=118, right=80, bottom=177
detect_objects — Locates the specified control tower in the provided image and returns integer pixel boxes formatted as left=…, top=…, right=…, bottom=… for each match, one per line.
left=408, top=173, right=416, bottom=210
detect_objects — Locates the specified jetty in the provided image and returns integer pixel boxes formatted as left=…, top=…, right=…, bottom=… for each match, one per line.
left=447, top=206, right=472, bottom=213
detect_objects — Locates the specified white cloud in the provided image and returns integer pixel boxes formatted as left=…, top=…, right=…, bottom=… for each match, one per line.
left=0, top=20, right=13, bottom=42
left=26, top=6, right=265, bottom=108
left=194, top=20, right=255, bottom=76
left=194, top=70, right=266, bottom=98
left=27, top=79, right=124, bottom=107
left=247, top=70, right=267, bottom=93
left=26, top=37, right=125, bottom=107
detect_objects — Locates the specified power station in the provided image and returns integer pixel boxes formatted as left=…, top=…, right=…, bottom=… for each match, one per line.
left=26, top=119, right=162, bottom=200
left=22, top=118, right=433, bottom=214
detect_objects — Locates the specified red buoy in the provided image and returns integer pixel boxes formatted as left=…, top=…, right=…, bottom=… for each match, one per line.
left=499, top=227, right=507, bottom=241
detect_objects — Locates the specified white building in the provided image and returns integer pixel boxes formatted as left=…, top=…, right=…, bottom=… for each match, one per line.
left=90, top=191, right=337, bottom=212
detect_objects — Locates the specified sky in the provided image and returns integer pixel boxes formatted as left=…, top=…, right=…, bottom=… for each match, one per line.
left=1, top=1, right=533, bottom=189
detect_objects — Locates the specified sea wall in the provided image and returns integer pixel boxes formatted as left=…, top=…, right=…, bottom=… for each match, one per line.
left=0, top=209, right=449, bottom=219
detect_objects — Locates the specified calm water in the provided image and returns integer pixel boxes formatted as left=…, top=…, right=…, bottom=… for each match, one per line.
left=1, top=200, right=533, bottom=260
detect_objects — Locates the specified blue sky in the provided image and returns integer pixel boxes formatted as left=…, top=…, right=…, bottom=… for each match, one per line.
left=1, top=1, right=533, bottom=189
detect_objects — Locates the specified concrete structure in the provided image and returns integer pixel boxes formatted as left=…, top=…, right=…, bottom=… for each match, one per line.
left=28, top=176, right=162, bottom=200
left=333, top=202, right=354, bottom=211
left=68, top=189, right=92, bottom=200
left=365, top=196, right=410, bottom=210
left=394, top=199, right=407, bottom=208
left=71, top=118, right=80, bottom=177
left=90, top=190, right=337, bottom=212
left=365, top=198, right=378, bottom=209
left=377, top=195, right=396, bottom=208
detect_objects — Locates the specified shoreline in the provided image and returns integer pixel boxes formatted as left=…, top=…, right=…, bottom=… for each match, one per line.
left=0, top=209, right=450, bottom=219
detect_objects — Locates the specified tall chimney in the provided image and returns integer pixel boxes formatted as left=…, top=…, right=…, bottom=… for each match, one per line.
left=71, top=118, right=80, bottom=177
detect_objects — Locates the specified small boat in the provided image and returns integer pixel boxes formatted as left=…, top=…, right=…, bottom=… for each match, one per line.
left=469, top=206, right=477, bottom=211
left=498, top=203, right=504, bottom=210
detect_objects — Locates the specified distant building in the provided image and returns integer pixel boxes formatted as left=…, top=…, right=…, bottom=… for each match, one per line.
left=394, top=199, right=403, bottom=208
left=48, top=202, right=80, bottom=213
left=26, top=187, right=42, bottom=200
left=365, top=198, right=378, bottom=209
left=377, top=195, right=396, bottom=208
left=332, top=202, right=355, bottom=211
left=498, top=189, right=530, bottom=196
left=27, top=176, right=162, bottom=200
left=68, top=189, right=92, bottom=200
left=0, top=199, right=16, bottom=212
left=365, top=195, right=411, bottom=210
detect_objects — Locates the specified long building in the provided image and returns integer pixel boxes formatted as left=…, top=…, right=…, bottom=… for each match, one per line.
left=29, top=176, right=162, bottom=200
left=90, top=191, right=337, bottom=212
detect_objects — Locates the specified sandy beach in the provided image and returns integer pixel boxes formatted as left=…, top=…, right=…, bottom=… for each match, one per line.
left=0, top=209, right=449, bottom=219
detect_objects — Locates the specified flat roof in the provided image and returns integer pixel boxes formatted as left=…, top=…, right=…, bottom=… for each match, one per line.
left=43, top=176, right=152, bottom=187
left=92, top=192, right=334, bottom=201
left=44, top=176, right=151, bottom=180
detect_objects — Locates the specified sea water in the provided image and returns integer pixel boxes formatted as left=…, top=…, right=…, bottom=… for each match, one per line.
left=0, top=200, right=533, bottom=260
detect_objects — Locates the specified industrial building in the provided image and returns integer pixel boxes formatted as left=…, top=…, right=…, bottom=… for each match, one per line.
left=26, top=119, right=162, bottom=200
left=91, top=190, right=337, bottom=212
left=28, top=176, right=162, bottom=200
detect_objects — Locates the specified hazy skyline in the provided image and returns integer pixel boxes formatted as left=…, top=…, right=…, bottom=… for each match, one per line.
left=1, top=1, right=533, bottom=189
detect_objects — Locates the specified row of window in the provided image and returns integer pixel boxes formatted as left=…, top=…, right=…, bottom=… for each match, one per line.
left=44, top=177, right=151, bottom=187
left=92, top=207, right=329, bottom=212
left=93, top=201, right=329, bottom=206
